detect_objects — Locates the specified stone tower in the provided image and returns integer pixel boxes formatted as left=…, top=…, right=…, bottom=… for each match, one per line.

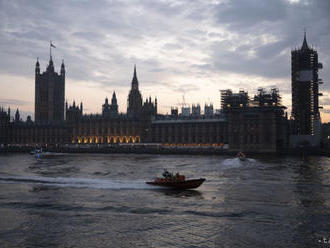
left=291, top=32, right=323, bottom=135
left=127, top=65, right=142, bottom=118
left=35, top=56, right=65, bottom=123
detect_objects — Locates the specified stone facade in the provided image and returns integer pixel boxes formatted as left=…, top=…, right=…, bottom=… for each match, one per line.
left=226, top=106, right=288, bottom=152
left=150, top=118, right=227, bottom=145
left=68, top=114, right=148, bottom=144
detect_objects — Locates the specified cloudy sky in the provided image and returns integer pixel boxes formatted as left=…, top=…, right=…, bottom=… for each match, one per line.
left=0, top=0, right=329, bottom=121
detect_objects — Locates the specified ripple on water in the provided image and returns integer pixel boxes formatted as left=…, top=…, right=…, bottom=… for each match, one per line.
left=0, top=153, right=329, bottom=248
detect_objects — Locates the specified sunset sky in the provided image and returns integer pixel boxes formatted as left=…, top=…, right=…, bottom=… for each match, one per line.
left=0, top=0, right=329, bottom=121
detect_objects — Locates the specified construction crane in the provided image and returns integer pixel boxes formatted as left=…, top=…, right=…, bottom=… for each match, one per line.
left=177, top=94, right=189, bottom=108
left=176, top=95, right=190, bottom=117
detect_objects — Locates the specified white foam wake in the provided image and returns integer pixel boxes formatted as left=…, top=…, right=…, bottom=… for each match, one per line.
left=222, top=157, right=256, bottom=169
left=222, top=158, right=243, bottom=169
left=0, top=175, right=152, bottom=190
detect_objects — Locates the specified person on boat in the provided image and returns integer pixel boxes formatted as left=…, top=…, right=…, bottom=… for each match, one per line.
left=237, top=151, right=246, bottom=160
left=162, top=169, right=172, bottom=179
left=161, top=169, right=185, bottom=182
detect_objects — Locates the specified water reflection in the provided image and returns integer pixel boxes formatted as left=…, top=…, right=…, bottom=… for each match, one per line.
left=1, top=154, right=330, bottom=248
left=155, top=189, right=203, bottom=198
left=294, top=156, right=327, bottom=247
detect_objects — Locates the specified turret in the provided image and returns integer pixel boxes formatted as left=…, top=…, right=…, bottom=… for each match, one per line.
left=15, top=108, right=20, bottom=122
left=35, top=58, right=40, bottom=75
left=80, top=102, right=83, bottom=114
left=61, top=59, right=65, bottom=76
left=47, top=56, right=54, bottom=72
left=26, top=115, right=32, bottom=123
left=111, top=91, right=117, bottom=105
left=132, top=65, right=139, bottom=90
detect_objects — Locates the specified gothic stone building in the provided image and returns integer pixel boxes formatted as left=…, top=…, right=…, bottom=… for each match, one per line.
left=0, top=56, right=290, bottom=152
left=67, top=67, right=157, bottom=145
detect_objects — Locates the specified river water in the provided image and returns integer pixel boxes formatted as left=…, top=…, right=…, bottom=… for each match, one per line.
left=0, top=153, right=329, bottom=248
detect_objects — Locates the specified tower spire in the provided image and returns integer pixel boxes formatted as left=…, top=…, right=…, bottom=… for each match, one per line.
left=61, top=59, right=65, bottom=76
left=301, top=30, right=309, bottom=50
left=35, top=57, right=40, bottom=75
left=131, top=65, right=139, bottom=90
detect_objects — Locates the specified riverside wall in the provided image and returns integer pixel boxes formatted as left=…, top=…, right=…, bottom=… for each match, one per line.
left=0, top=144, right=325, bottom=156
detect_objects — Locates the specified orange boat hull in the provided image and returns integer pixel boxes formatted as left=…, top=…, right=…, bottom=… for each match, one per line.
left=146, top=178, right=205, bottom=189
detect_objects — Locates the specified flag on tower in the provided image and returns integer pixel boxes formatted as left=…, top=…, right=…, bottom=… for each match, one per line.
left=51, top=42, right=56, bottom=48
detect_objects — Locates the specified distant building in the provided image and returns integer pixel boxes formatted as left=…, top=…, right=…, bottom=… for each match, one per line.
left=321, top=123, right=330, bottom=149
left=35, top=57, right=65, bottom=123
left=253, top=88, right=281, bottom=107
left=0, top=107, right=10, bottom=144
left=180, top=107, right=190, bottom=117
left=204, top=104, right=214, bottom=117
left=291, top=32, right=323, bottom=135
left=223, top=89, right=288, bottom=152
left=171, top=107, right=178, bottom=117
left=14, top=108, right=20, bottom=122
left=221, top=89, right=249, bottom=109
left=191, top=104, right=201, bottom=117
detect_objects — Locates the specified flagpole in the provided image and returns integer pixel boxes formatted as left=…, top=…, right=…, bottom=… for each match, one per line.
left=50, top=40, right=52, bottom=59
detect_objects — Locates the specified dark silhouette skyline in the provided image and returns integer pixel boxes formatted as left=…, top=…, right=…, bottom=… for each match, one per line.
left=0, top=0, right=329, bottom=120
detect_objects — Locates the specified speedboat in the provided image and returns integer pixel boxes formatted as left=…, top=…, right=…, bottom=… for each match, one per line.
left=146, top=170, right=205, bottom=190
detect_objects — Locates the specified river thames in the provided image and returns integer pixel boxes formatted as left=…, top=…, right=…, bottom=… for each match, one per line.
left=0, top=153, right=329, bottom=247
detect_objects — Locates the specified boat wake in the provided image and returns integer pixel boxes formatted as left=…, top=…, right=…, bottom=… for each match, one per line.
left=0, top=175, right=152, bottom=190
left=222, top=157, right=256, bottom=169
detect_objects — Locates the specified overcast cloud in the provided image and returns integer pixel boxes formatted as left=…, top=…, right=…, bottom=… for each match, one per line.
left=0, top=0, right=329, bottom=119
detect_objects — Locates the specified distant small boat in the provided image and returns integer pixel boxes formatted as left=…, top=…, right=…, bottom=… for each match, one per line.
left=33, top=150, right=64, bottom=159
left=146, top=170, right=205, bottom=190
left=29, top=149, right=42, bottom=155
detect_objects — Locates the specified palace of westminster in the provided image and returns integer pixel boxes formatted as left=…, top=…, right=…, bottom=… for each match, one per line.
left=0, top=34, right=325, bottom=152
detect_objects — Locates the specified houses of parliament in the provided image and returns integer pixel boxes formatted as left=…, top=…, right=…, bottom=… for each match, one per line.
left=0, top=34, right=324, bottom=152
